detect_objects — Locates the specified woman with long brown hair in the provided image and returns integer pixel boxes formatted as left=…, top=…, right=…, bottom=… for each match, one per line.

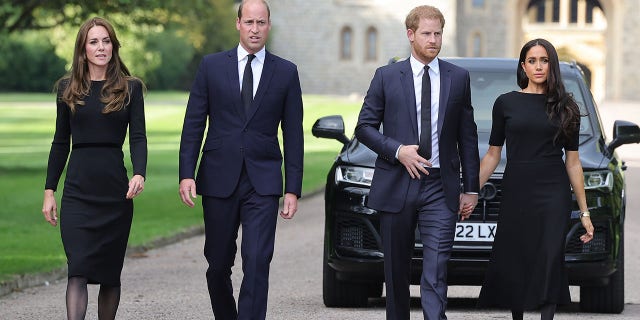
left=477, top=38, right=594, bottom=319
left=42, top=17, right=147, bottom=320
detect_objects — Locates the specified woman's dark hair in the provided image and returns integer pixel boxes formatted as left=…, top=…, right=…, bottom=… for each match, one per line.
left=517, top=38, right=581, bottom=145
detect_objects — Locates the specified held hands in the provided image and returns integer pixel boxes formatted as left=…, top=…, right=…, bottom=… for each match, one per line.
left=459, top=193, right=478, bottom=221
left=398, top=145, right=431, bottom=179
left=579, top=216, right=595, bottom=243
left=280, top=193, right=298, bottom=219
left=126, top=174, right=145, bottom=199
left=179, top=179, right=197, bottom=208
left=42, top=189, right=58, bottom=226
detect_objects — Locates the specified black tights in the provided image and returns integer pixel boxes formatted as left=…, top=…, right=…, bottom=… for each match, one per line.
left=98, top=284, right=121, bottom=320
left=511, top=304, right=557, bottom=320
left=66, top=277, right=88, bottom=320
left=66, top=276, right=121, bottom=320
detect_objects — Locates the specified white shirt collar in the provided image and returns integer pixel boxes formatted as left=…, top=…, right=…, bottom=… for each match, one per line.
left=410, top=55, right=440, bottom=77
left=237, top=45, right=266, bottom=63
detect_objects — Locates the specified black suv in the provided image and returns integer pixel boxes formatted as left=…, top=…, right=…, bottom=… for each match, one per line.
left=312, top=58, right=640, bottom=314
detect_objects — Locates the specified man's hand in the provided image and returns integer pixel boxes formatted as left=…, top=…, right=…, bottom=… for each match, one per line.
left=458, top=193, right=478, bottom=221
left=397, top=145, right=431, bottom=179
left=179, top=179, right=197, bottom=208
left=280, top=193, right=298, bottom=219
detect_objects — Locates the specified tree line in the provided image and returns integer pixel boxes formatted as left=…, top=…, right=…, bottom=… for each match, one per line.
left=0, top=0, right=238, bottom=91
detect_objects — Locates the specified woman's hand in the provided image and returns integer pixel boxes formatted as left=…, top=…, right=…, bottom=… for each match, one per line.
left=126, top=174, right=145, bottom=199
left=42, top=189, right=58, bottom=226
left=580, top=216, right=594, bottom=243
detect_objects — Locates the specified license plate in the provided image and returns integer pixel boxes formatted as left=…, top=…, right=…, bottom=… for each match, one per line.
left=455, top=222, right=497, bottom=242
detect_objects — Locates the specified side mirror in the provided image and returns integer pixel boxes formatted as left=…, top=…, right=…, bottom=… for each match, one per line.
left=607, top=120, right=640, bottom=154
left=312, top=115, right=350, bottom=145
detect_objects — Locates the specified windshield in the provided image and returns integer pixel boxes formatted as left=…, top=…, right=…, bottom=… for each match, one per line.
left=469, top=71, right=591, bottom=137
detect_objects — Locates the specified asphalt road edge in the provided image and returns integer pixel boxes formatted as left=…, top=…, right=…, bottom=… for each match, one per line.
left=0, top=187, right=324, bottom=298
left=0, top=224, right=205, bottom=298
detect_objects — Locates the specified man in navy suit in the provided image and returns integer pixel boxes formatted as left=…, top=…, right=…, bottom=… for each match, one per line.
left=178, top=0, right=303, bottom=319
left=355, top=5, right=479, bottom=320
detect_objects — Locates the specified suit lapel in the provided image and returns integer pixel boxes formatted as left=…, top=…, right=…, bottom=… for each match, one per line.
left=400, top=59, right=419, bottom=140
left=226, top=48, right=245, bottom=120
left=438, top=59, right=451, bottom=138
left=245, top=51, right=275, bottom=123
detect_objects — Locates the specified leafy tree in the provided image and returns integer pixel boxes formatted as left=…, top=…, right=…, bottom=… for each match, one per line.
left=0, top=0, right=238, bottom=90
left=0, top=32, right=66, bottom=92
left=0, top=0, right=238, bottom=48
left=139, top=27, right=195, bottom=90
left=171, top=0, right=238, bottom=89
left=1, top=0, right=171, bottom=34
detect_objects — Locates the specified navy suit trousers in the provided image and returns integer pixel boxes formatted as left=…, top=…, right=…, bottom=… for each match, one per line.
left=379, top=169, right=457, bottom=320
left=202, top=165, right=279, bottom=320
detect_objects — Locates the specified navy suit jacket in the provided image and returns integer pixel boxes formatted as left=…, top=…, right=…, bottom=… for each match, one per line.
left=355, top=58, right=479, bottom=213
left=179, top=47, right=304, bottom=198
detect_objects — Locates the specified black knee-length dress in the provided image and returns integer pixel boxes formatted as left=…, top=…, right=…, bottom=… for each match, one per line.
left=45, top=79, right=147, bottom=286
left=478, top=91, right=578, bottom=311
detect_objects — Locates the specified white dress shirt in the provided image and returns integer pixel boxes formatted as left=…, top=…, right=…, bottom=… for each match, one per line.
left=237, top=45, right=266, bottom=98
left=410, top=55, right=440, bottom=168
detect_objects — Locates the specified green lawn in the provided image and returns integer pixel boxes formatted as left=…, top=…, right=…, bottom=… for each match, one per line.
left=0, top=92, right=362, bottom=283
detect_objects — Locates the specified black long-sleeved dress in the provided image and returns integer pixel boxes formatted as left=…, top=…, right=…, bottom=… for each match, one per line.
left=45, top=79, right=147, bottom=286
left=478, top=91, right=577, bottom=310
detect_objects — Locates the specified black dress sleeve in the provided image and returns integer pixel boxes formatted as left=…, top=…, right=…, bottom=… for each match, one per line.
left=44, top=90, right=71, bottom=191
left=488, top=94, right=506, bottom=147
left=564, top=119, right=580, bottom=151
left=128, top=79, right=147, bottom=178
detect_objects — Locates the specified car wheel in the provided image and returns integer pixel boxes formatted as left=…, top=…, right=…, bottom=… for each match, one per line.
left=367, top=282, right=383, bottom=298
left=579, top=233, right=624, bottom=313
left=322, top=246, right=369, bottom=307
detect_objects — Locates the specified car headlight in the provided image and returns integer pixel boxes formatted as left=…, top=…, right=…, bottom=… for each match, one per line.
left=584, top=170, right=613, bottom=191
left=335, top=166, right=374, bottom=186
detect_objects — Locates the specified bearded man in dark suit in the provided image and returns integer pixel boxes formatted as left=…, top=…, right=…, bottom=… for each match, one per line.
left=355, top=5, right=480, bottom=320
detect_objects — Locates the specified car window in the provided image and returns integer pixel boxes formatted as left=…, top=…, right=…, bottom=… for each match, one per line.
left=469, top=71, right=519, bottom=132
left=562, top=77, right=591, bottom=136
left=469, top=70, right=592, bottom=139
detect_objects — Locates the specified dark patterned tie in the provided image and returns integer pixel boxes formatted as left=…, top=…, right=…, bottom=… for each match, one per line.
left=418, top=65, right=432, bottom=159
left=241, top=54, right=256, bottom=115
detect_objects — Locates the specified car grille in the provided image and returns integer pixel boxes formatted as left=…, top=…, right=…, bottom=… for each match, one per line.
left=469, top=178, right=502, bottom=222
left=333, top=178, right=612, bottom=260
left=565, top=224, right=609, bottom=254
left=335, top=215, right=380, bottom=251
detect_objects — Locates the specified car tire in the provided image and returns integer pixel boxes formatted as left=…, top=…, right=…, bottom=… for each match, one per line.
left=579, top=234, right=624, bottom=313
left=322, top=246, right=369, bottom=307
left=367, top=282, right=383, bottom=298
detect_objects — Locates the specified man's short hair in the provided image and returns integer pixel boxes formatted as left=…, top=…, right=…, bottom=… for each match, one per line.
left=238, top=0, right=271, bottom=19
left=405, top=5, right=445, bottom=31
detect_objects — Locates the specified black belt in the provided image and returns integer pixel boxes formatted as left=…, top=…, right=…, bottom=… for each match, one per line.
left=418, top=167, right=440, bottom=178
left=72, top=143, right=121, bottom=149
